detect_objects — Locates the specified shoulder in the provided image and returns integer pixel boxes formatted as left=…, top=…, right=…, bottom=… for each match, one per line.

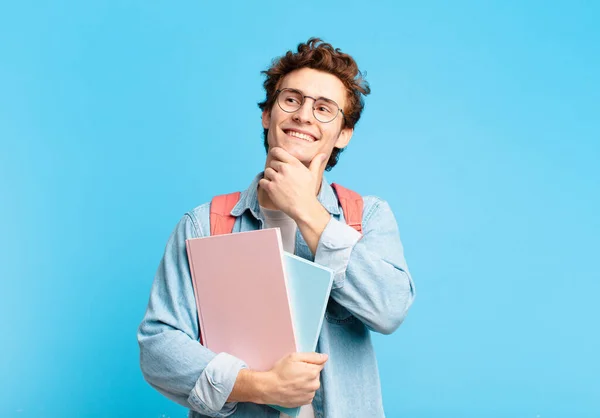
left=361, top=195, right=389, bottom=217
left=359, top=195, right=400, bottom=227
left=179, top=201, right=212, bottom=238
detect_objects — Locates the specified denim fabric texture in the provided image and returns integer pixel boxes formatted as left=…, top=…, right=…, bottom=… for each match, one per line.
left=138, top=173, right=415, bottom=418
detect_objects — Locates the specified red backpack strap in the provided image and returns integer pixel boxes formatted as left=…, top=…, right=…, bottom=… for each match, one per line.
left=331, top=183, right=363, bottom=234
left=210, top=192, right=241, bottom=235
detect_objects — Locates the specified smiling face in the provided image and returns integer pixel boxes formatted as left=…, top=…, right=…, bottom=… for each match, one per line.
left=262, top=68, right=353, bottom=168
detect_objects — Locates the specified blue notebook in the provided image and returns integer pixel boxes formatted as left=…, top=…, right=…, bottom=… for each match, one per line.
left=270, top=253, right=334, bottom=417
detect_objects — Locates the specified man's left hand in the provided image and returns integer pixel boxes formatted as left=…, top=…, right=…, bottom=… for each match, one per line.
left=259, top=147, right=327, bottom=221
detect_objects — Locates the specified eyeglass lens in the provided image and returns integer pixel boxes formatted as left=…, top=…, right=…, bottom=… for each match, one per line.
left=277, top=89, right=340, bottom=123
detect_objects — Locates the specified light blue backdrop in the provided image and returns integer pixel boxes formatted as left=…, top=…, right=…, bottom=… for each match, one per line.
left=1, top=1, right=598, bottom=417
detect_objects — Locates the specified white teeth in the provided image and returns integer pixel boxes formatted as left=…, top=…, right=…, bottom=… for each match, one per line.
left=287, top=130, right=315, bottom=142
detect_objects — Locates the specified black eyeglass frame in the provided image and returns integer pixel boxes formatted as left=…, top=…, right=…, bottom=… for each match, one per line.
left=275, top=88, right=347, bottom=125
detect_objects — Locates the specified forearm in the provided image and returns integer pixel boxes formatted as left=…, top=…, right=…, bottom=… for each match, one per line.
left=138, top=326, right=214, bottom=403
left=139, top=318, right=247, bottom=417
left=295, top=200, right=330, bottom=255
left=330, top=241, right=414, bottom=334
left=314, top=199, right=415, bottom=334
left=138, top=213, right=246, bottom=417
left=227, top=369, right=270, bottom=404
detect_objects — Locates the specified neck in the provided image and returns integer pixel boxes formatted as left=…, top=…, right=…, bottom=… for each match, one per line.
left=257, top=185, right=278, bottom=210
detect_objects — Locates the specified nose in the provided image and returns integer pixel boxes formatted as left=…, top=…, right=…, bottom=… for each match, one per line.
left=292, top=99, right=314, bottom=124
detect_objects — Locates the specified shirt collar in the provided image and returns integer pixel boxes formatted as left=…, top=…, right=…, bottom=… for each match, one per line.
left=230, top=172, right=341, bottom=218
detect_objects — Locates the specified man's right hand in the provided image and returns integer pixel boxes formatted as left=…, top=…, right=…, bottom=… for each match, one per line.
left=262, top=352, right=328, bottom=408
left=228, top=352, right=328, bottom=408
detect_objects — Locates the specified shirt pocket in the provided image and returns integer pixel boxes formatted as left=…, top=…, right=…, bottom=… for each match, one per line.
left=325, top=298, right=356, bottom=324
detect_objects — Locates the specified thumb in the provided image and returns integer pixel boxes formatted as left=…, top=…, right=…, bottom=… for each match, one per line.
left=309, top=153, right=327, bottom=174
left=294, top=352, right=328, bottom=365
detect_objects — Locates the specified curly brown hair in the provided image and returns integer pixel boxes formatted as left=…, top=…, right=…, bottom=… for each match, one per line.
left=258, top=38, right=371, bottom=171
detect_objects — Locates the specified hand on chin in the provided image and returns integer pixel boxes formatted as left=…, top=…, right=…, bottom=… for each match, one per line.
left=274, top=145, right=313, bottom=167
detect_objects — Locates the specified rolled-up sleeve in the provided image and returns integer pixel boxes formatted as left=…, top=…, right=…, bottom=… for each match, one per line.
left=189, top=353, right=247, bottom=416
left=137, top=213, right=246, bottom=417
left=314, top=216, right=362, bottom=290
left=314, top=198, right=415, bottom=335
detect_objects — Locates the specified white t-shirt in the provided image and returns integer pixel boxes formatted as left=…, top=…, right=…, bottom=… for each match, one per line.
left=261, top=205, right=298, bottom=254
left=260, top=206, right=315, bottom=418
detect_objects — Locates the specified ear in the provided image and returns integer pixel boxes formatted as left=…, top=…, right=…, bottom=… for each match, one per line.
left=262, top=109, right=271, bottom=130
left=334, top=127, right=353, bottom=149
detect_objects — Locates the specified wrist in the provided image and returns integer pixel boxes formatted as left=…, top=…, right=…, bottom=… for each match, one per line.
left=294, top=199, right=328, bottom=227
left=229, top=369, right=264, bottom=404
left=251, top=370, right=275, bottom=405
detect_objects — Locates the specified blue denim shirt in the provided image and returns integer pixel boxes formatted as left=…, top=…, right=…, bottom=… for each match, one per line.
left=137, top=173, right=415, bottom=418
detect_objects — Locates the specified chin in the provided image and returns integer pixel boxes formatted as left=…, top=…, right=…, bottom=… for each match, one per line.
left=268, top=139, right=307, bottom=158
left=286, top=145, right=315, bottom=163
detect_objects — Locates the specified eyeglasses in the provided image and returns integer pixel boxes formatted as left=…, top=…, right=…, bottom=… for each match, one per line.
left=275, top=88, right=346, bottom=124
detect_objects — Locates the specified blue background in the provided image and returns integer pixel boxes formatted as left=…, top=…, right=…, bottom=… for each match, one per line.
left=1, top=1, right=599, bottom=417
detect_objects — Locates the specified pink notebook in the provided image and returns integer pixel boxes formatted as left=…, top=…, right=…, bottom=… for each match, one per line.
left=185, top=228, right=297, bottom=371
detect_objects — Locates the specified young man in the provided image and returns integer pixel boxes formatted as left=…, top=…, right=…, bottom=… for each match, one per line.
left=138, top=38, right=415, bottom=418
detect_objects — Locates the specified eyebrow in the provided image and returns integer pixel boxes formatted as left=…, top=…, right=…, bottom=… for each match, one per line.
left=282, top=87, right=340, bottom=104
